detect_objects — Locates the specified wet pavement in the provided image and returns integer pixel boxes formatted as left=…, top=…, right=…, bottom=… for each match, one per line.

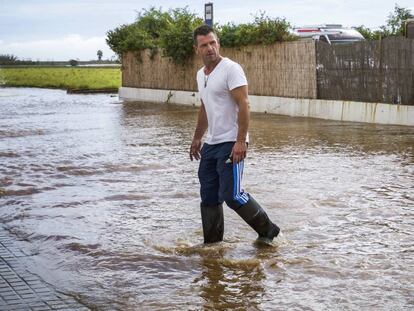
left=0, top=87, right=413, bottom=310
left=0, top=227, right=89, bottom=310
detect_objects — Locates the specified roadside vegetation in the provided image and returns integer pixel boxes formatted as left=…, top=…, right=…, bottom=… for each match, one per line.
left=0, top=67, right=121, bottom=90
left=106, top=4, right=412, bottom=64
left=0, top=54, right=37, bottom=66
left=1, top=4, right=411, bottom=90
left=106, top=7, right=296, bottom=65
left=218, top=13, right=296, bottom=47
left=355, top=4, right=413, bottom=40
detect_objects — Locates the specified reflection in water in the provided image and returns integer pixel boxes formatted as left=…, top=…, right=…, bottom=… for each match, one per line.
left=155, top=240, right=272, bottom=310
left=198, top=254, right=265, bottom=310
left=0, top=87, right=413, bottom=310
left=197, top=242, right=285, bottom=310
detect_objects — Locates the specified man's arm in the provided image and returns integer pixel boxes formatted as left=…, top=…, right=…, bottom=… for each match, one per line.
left=230, top=85, right=249, bottom=163
left=190, top=101, right=208, bottom=161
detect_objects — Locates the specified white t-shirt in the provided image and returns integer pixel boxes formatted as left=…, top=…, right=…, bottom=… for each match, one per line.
left=196, top=57, right=249, bottom=145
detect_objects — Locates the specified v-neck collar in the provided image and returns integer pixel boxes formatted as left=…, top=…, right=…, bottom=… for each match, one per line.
left=203, top=57, right=225, bottom=77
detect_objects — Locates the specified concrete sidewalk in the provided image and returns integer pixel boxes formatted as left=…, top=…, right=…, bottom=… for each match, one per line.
left=0, top=229, right=89, bottom=311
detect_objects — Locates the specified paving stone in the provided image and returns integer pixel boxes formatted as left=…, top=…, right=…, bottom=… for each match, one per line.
left=9, top=281, right=27, bottom=287
left=20, top=294, right=39, bottom=300
left=46, top=303, right=69, bottom=309
left=0, top=267, right=11, bottom=271
left=6, top=300, right=27, bottom=306
left=37, top=294, right=58, bottom=301
left=31, top=285, right=50, bottom=292
left=18, top=291, right=37, bottom=298
left=34, top=289, right=54, bottom=295
left=46, top=302, right=68, bottom=308
left=23, top=278, right=40, bottom=284
left=60, top=297, right=79, bottom=304
left=6, top=276, right=22, bottom=281
left=26, top=282, right=43, bottom=287
left=0, top=228, right=89, bottom=310
left=15, top=285, right=34, bottom=291
left=1, top=293, right=20, bottom=299
left=28, top=301, right=49, bottom=308
left=2, top=272, right=17, bottom=278
left=14, top=286, right=33, bottom=292
left=28, top=282, right=47, bottom=288
left=3, top=299, right=24, bottom=306
left=7, top=305, right=31, bottom=311
left=2, top=297, right=20, bottom=303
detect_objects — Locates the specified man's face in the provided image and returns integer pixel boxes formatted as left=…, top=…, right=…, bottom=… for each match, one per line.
left=195, top=32, right=220, bottom=65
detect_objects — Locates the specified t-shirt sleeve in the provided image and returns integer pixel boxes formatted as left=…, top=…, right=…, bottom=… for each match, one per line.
left=227, top=63, right=248, bottom=90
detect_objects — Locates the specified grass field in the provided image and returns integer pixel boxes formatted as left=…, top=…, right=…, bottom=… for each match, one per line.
left=0, top=67, right=121, bottom=90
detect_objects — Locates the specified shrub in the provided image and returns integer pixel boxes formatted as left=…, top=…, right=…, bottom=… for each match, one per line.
left=69, top=59, right=78, bottom=66
left=159, top=8, right=203, bottom=65
left=106, top=7, right=296, bottom=65
left=218, top=13, right=296, bottom=47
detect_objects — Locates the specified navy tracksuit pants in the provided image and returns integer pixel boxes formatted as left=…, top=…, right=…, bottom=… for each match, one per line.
left=198, top=142, right=249, bottom=209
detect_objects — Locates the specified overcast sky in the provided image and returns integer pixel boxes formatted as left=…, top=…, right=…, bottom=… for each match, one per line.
left=0, top=0, right=413, bottom=61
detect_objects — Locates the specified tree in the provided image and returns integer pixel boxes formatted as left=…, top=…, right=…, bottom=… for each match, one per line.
left=354, top=26, right=382, bottom=40
left=0, top=54, right=18, bottom=65
left=385, top=4, right=413, bottom=36
left=355, top=4, right=413, bottom=40
left=97, top=50, right=103, bottom=61
left=69, top=59, right=78, bottom=66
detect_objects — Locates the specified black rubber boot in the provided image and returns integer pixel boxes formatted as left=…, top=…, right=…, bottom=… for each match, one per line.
left=235, top=196, right=280, bottom=243
left=201, top=204, right=224, bottom=244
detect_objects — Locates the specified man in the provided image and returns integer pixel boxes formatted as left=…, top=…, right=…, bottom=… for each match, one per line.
left=190, top=25, right=280, bottom=245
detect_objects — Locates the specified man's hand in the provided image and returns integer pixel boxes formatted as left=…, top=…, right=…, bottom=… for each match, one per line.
left=230, top=141, right=247, bottom=163
left=190, top=139, right=202, bottom=161
left=230, top=86, right=249, bottom=161
left=190, top=102, right=207, bottom=161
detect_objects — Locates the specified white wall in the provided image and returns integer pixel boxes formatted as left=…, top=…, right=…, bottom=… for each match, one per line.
left=119, top=87, right=414, bottom=126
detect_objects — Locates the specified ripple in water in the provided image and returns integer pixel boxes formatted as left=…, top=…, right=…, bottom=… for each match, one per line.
left=0, top=87, right=413, bottom=310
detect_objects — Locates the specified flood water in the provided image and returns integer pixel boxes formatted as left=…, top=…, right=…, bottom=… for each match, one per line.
left=0, top=87, right=413, bottom=310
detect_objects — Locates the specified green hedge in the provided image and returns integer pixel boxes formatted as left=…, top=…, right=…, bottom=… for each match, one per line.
left=218, top=13, right=296, bottom=47
left=106, top=7, right=297, bottom=65
left=107, top=7, right=203, bottom=65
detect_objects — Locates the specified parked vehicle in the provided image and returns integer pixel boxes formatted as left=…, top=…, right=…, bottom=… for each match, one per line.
left=292, top=24, right=365, bottom=45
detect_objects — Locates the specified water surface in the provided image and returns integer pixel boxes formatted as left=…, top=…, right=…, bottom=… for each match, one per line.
left=0, top=87, right=413, bottom=310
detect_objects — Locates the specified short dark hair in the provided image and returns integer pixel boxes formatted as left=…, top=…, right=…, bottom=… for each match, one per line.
left=193, top=24, right=216, bottom=45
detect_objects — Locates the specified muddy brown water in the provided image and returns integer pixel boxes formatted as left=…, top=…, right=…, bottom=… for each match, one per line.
left=0, top=87, right=413, bottom=310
